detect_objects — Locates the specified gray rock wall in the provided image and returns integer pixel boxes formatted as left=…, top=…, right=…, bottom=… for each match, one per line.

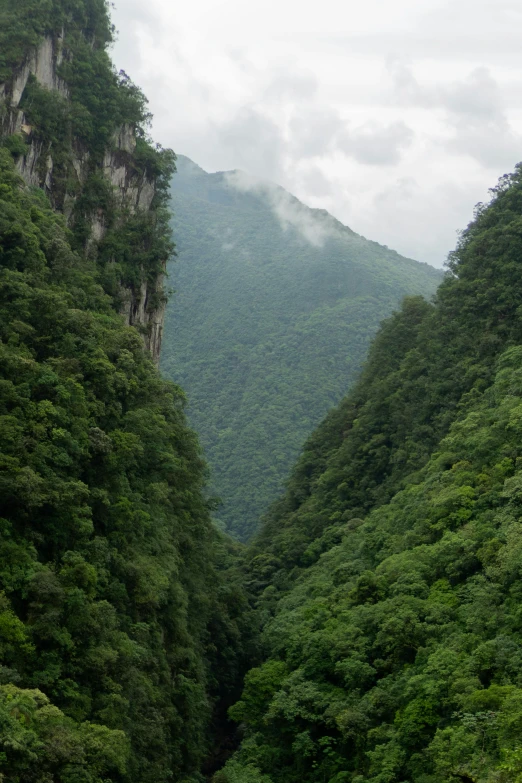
left=0, top=31, right=166, bottom=363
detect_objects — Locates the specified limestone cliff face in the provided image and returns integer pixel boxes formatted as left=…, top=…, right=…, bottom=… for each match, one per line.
left=0, top=32, right=166, bottom=363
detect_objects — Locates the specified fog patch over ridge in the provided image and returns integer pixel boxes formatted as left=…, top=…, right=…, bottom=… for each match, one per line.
left=225, top=170, right=335, bottom=247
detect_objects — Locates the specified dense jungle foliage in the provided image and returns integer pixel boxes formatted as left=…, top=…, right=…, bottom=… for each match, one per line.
left=4, top=3, right=522, bottom=783
left=215, top=165, right=522, bottom=783
left=161, top=155, right=441, bottom=541
left=0, top=2, right=256, bottom=780
left=0, top=146, right=256, bottom=783
left=0, top=145, right=258, bottom=782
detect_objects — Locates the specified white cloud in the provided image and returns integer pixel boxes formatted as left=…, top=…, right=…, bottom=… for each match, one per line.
left=336, top=121, right=414, bottom=166
left=387, top=60, right=522, bottom=169
left=226, top=170, right=334, bottom=247
left=110, top=0, right=522, bottom=267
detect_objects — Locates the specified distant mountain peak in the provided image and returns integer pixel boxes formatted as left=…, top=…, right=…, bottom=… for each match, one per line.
left=173, top=157, right=359, bottom=247
left=175, top=154, right=207, bottom=176
left=163, top=154, right=442, bottom=540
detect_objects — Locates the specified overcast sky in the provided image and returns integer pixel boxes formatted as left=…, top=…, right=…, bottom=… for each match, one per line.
left=110, top=0, right=522, bottom=267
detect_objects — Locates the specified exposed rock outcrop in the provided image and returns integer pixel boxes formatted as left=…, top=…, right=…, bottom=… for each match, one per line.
left=0, top=31, right=167, bottom=363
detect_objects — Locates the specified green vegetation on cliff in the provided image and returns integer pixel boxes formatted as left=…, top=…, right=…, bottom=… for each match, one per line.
left=4, top=5, right=522, bottom=783
left=217, top=165, right=522, bottom=783
left=1, top=0, right=176, bottom=332
left=0, top=2, right=255, bottom=780
left=0, top=0, right=114, bottom=81
left=161, top=156, right=441, bottom=541
left=0, top=145, right=255, bottom=783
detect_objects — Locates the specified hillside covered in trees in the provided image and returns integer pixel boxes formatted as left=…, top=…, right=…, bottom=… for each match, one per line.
left=3, top=2, right=522, bottom=783
left=0, top=3, right=253, bottom=782
left=218, top=166, right=522, bottom=783
left=161, top=156, right=441, bottom=540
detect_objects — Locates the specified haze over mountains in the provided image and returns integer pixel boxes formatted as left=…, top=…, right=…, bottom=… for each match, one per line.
left=5, top=4, right=522, bottom=783
left=161, top=155, right=442, bottom=540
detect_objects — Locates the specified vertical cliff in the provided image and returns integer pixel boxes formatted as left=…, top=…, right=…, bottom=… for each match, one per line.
left=0, top=4, right=258, bottom=781
left=0, top=3, right=173, bottom=362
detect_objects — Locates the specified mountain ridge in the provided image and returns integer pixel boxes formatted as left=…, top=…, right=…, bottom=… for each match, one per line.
left=2, top=5, right=522, bottom=783
left=175, top=154, right=438, bottom=258
left=161, top=155, right=442, bottom=540
left=217, top=163, right=522, bottom=783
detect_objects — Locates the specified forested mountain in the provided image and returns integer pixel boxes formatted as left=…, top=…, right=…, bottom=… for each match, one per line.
left=0, top=3, right=253, bottom=781
left=3, top=3, right=522, bottom=783
left=161, top=156, right=441, bottom=540
left=217, top=166, right=522, bottom=783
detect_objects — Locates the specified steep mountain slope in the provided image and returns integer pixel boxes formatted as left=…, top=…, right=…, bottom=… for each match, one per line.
left=217, top=166, right=522, bottom=783
left=0, top=4, right=254, bottom=782
left=0, top=0, right=174, bottom=361
left=161, top=156, right=442, bottom=540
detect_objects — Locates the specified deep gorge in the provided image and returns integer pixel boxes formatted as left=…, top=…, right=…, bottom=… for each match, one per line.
left=2, top=3, right=522, bottom=783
